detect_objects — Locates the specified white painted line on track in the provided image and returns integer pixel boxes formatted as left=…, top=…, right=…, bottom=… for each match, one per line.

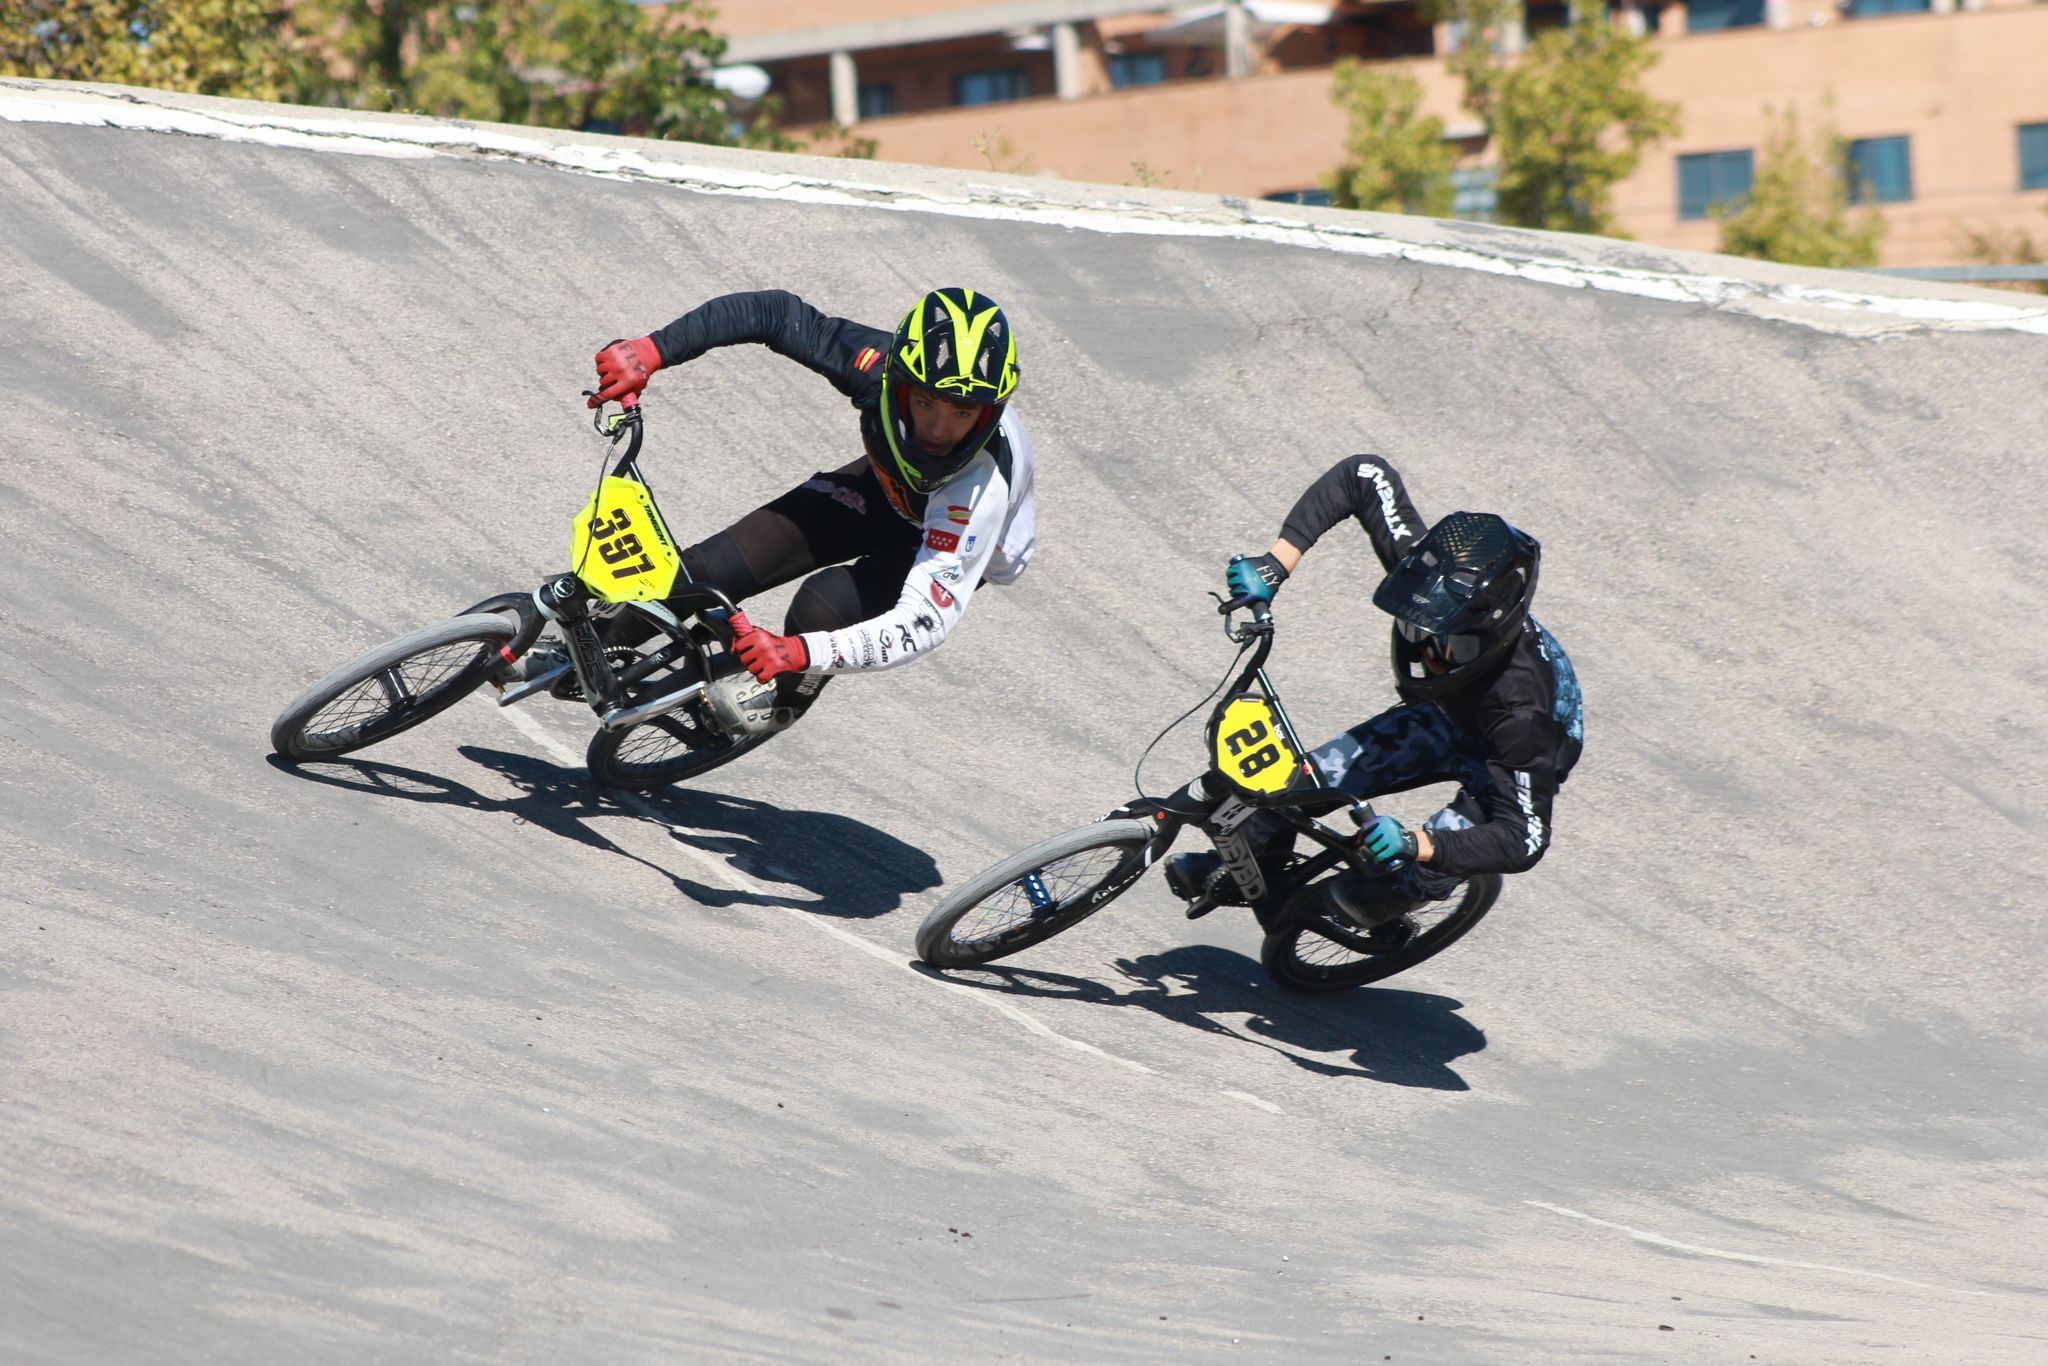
left=1223, top=1090, right=1284, bottom=1114
left=492, top=701, right=1152, bottom=1075
left=5, top=85, right=2045, bottom=337
left=1525, top=1200, right=1993, bottom=1296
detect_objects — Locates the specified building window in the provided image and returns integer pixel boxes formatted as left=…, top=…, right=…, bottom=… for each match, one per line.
left=1685, top=0, right=1766, bottom=31
left=1451, top=166, right=1498, bottom=222
left=1845, top=0, right=1931, bottom=13
left=953, top=68, right=1030, bottom=107
left=857, top=83, right=896, bottom=119
left=1109, top=52, right=1168, bottom=89
left=2021, top=122, right=2048, bottom=191
left=1677, top=149, right=1754, bottom=220
left=1847, top=135, right=1913, bottom=203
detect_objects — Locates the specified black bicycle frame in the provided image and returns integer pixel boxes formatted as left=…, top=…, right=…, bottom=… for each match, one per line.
left=1107, top=599, right=1386, bottom=920
left=500, top=400, right=743, bottom=727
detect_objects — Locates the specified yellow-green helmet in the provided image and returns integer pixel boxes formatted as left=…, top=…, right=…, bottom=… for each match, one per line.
left=875, top=287, right=1020, bottom=496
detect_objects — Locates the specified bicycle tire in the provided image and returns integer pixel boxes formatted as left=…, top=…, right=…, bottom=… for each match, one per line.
left=584, top=709, right=773, bottom=791
left=1259, top=872, right=1502, bottom=992
left=916, top=819, right=1157, bottom=969
left=270, top=614, right=515, bottom=760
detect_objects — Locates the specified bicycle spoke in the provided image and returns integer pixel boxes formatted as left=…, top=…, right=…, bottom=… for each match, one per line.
left=946, top=844, right=1130, bottom=947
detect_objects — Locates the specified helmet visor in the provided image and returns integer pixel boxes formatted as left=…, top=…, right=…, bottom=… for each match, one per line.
left=1373, top=548, right=1488, bottom=637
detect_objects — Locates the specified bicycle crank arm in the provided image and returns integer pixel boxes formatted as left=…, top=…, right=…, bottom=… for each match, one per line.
left=494, top=662, right=573, bottom=706
left=598, top=679, right=708, bottom=731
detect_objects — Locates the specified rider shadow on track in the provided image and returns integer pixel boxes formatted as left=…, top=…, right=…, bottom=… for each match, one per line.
left=921, top=943, right=1486, bottom=1091
left=264, top=746, right=939, bottom=919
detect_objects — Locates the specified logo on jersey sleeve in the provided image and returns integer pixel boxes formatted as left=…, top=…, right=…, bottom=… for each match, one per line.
left=854, top=346, right=881, bottom=372
left=926, top=528, right=959, bottom=553
left=928, top=579, right=956, bottom=609
left=946, top=504, right=971, bottom=525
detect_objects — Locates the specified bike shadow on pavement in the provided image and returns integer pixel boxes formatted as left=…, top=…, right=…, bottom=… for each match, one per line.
left=915, top=944, right=1486, bottom=1091
left=265, top=747, right=938, bottom=919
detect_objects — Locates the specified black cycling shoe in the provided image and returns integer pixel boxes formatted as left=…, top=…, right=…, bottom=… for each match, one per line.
left=1164, top=851, right=1240, bottom=905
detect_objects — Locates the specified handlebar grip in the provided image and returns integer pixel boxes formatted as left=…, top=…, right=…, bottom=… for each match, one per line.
left=620, top=392, right=640, bottom=409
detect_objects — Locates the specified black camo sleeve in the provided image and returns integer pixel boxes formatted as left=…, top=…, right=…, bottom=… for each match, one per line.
left=1278, top=456, right=1428, bottom=572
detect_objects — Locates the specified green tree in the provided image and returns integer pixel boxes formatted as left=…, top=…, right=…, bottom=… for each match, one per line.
left=0, top=0, right=310, bottom=100
left=2, top=0, right=864, bottom=154
left=1487, top=7, right=1679, bottom=235
left=1959, top=214, right=2046, bottom=294
left=1429, top=0, right=1519, bottom=127
left=294, top=0, right=735, bottom=140
left=1713, top=102, right=1884, bottom=268
left=1321, top=59, right=1457, bottom=217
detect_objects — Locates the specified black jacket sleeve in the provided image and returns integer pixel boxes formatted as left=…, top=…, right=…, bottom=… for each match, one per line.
left=1427, top=711, right=1560, bottom=877
left=647, top=290, right=891, bottom=403
left=1278, top=456, right=1427, bottom=572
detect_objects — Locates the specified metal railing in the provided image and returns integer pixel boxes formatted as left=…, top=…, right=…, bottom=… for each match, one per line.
left=1864, top=265, right=2048, bottom=283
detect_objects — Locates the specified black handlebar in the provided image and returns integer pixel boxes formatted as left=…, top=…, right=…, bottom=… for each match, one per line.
left=585, top=392, right=647, bottom=473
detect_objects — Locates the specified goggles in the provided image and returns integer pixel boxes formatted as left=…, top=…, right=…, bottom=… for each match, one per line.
left=1397, top=619, right=1485, bottom=666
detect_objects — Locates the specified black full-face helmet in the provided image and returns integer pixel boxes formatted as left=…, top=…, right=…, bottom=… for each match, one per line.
left=872, top=287, right=1020, bottom=505
left=1372, top=511, right=1541, bottom=702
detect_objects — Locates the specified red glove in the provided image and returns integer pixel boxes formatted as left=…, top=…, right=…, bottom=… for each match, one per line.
left=588, top=336, right=662, bottom=408
left=730, top=610, right=809, bottom=683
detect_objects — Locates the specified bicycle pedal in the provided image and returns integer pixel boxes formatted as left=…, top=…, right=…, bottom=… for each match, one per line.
left=1184, top=891, right=1224, bottom=921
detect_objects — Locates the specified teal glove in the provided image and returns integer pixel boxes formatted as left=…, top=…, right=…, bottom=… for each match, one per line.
left=1225, top=552, right=1288, bottom=606
left=1361, top=814, right=1418, bottom=870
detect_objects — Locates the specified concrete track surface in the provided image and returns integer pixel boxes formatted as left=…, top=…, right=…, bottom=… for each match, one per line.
left=2, top=83, right=2045, bottom=1364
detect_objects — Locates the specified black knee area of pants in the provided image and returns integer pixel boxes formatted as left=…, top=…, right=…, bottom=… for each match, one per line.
left=786, top=566, right=864, bottom=636
left=681, top=533, right=759, bottom=602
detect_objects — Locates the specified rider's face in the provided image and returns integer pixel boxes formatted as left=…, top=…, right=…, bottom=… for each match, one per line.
left=907, top=390, right=987, bottom=455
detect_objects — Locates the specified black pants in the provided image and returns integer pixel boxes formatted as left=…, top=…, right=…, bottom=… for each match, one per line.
left=615, top=458, right=920, bottom=715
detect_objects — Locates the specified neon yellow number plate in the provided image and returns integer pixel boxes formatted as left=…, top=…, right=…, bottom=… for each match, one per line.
left=570, top=476, right=681, bottom=602
left=1212, top=696, right=1301, bottom=796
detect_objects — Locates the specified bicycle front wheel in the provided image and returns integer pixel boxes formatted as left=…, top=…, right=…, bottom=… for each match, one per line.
left=270, top=614, right=515, bottom=760
left=1260, top=873, right=1502, bottom=992
left=585, top=709, right=773, bottom=791
left=915, top=819, right=1157, bottom=969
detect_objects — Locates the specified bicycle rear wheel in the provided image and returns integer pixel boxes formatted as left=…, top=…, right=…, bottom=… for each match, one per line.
left=1260, top=873, right=1502, bottom=992
left=916, top=819, right=1156, bottom=969
left=270, top=614, right=515, bottom=760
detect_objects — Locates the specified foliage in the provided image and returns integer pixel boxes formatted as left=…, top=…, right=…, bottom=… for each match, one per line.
left=0, top=0, right=865, bottom=153
left=1339, top=3, right=1675, bottom=234
left=0, top=0, right=310, bottom=101
left=1321, top=59, right=1456, bottom=217
left=290, top=0, right=733, bottom=141
left=804, top=121, right=879, bottom=160
left=969, top=130, right=1034, bottom=175
left=1714, top=101, right=1884, bottom=268
left=1486, top=8, right=1679, bottom=235
left=1960, top=214, right=2048, bottom=294
left=1426, top=0, right=1520, bottom=127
